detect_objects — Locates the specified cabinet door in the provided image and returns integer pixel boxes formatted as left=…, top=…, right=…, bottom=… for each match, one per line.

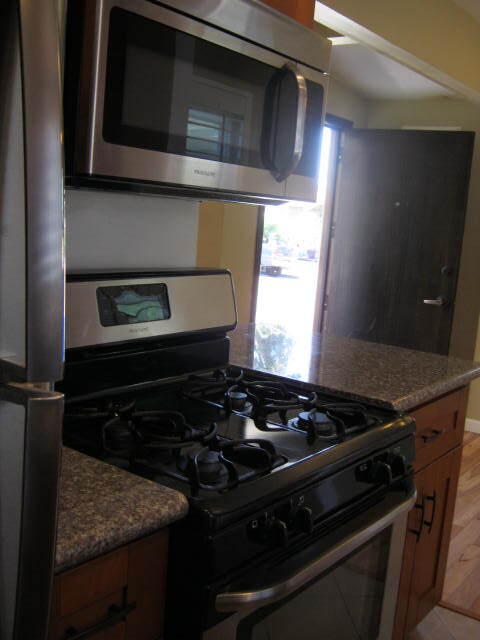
left=92, top=622, right=125, bottom=639
left=403, top=447, right=462, bottom=635
left=260, top=0, right=315, bottom=27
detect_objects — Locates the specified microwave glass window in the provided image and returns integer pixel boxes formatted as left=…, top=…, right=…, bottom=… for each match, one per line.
left=103, top=8, right=323, bottom=176
left=96, top=284, right=171, bottom=327
left=186, top=109, right=244, bottom=164
left=104, top=8, right=272, bottom=169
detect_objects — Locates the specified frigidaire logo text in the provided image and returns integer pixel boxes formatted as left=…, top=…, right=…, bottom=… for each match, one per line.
left=129, top=327, right=149, bottom=334
left=194, top=169, right=216, bottom=178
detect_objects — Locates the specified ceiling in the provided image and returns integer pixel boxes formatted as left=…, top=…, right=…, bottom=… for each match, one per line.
left=329, top=42, right=455, bottom=100
left=451, top=0, right=480, bottom=24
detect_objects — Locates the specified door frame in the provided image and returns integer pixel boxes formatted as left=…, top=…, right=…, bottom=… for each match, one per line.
left=250, top=117, right=346, bottom=329
left=312, top=121, right=343, bottom=333
left=250, top=206, right=265, bottom=323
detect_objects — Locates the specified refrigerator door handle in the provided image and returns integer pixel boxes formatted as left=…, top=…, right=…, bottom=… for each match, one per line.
left=19, top=0, right=65, bottom=381
left=0, top=383, right=64, bottom=640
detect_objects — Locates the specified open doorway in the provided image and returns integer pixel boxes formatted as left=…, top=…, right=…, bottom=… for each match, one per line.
left=253, top=125, right=339, bottom=337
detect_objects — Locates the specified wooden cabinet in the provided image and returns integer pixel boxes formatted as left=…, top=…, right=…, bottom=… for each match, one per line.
left=49, top=529, right=168, bottom=640
left=412, top=388, right=467, bottom=472
left=260, top=0, right=315, bottom=27
left=393, top=387, right=468, bottom=639
left=405, top=448, right=461, bottom=630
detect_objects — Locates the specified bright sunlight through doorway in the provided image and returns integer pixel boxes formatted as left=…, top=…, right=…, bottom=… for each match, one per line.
left=255, top=126, right=336, bottom=341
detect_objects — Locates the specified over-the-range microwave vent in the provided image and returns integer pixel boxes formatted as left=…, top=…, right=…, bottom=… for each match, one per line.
left=64, top=0, right=330, bottom=204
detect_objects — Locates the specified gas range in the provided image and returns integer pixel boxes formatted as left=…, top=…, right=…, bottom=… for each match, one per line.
left=62, top=270, right=416, bottom=640
left=63, top=365, right=412, bottom=523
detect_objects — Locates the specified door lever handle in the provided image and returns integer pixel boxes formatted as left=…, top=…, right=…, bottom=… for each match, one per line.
left=423, top=296, right=448, bottom=307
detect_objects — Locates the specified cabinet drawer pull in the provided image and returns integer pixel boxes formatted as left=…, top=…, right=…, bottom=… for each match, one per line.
left=421, top=428, right=445, bottom=444
left=423, top=491, right=437, bottom=533
left=410, top=499, right=426, bottom=541
left=64, top=600, right=136, bottom=640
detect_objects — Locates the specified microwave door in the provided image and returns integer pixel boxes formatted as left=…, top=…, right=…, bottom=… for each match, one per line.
left=284, top=67, right=329, bottom=203
left=77, top=0, right=293, bottom=199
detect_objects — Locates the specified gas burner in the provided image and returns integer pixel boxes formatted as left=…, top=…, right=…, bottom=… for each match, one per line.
left=243, top=379, right=317, bottom=415
left=175, top=438, right=285, bottom=495
left=64, top=401, right=217, bottom=457
left=225, top=386, right=253, bottom=414
left=182, top=368, right=249, bottom=413
left=182, top=368, right=317, bottom=422
left=289, top=403, right=379, bottom=443
left=135, top=410, right=217, bottom=450
left=297, top=410, right=338, bottom=437
left=186, top=367, right=244, bottom=390
left=178, top=448, right=231, bottom=487
left=103, top=416, right=139, bottom=453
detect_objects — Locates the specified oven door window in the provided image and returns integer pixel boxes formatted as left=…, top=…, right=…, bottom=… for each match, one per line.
left=237, top=528, right=391, bottom=640
left=102, top=8, right=323, bottom=177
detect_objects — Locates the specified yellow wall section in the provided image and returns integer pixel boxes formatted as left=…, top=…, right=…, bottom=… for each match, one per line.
left=197, top=202, right=259, bottom=324
left=196, top=201, right=224, bottom=267
left=317, top=0, right=480, bottom=96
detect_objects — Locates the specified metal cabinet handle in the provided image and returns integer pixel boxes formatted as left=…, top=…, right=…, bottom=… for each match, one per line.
left=421, top=428, right=445, bottom=443
left=216, top=489, right=416, bottom=613
left=423, top=296, right=448, bottom=307
left=64, top=601, right=136, bottom=640
left=410, top=498, right=426, bottom=541
left=423, top=491, right=437, bottom=534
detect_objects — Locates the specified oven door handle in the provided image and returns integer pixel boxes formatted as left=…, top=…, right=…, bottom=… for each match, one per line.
left=215, top=489, right=416, bottom=613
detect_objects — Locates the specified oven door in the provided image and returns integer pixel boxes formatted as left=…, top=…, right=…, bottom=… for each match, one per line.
left=73, top=0, right=327, bottom=201
left=203, top=484, right=416, bottom=640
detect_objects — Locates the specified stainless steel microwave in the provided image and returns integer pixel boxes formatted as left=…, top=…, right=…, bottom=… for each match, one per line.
left=65, top=0, right=331, bottom=204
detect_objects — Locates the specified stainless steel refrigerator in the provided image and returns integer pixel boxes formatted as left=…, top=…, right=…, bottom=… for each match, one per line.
left=0, top=1, right=65, bottom=638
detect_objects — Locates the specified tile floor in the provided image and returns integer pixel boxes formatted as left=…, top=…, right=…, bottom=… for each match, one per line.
left=408, top=606, right=480, bottom=640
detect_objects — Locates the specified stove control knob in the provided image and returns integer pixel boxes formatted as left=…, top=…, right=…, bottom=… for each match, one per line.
left=268, top=518, right=289, bottom=548
left=294, top=506, right=314, bottom=534
left=357, top=460, right=393, bottom=485
left=388, top=453, right=407, bottom=477
left=371, top=461, right=393, bottom=485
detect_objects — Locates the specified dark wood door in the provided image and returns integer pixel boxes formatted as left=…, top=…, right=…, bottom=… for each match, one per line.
left=323, top=130, right=474, bottom=354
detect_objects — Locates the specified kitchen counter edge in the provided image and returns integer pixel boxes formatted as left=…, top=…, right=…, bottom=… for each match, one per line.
left=55, top=447, right=188, bottom=573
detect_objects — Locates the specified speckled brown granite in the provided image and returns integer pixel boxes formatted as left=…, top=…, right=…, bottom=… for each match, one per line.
left=229, top=323, right=480, bottom=412
left=55, top=447, right=188, bottom=573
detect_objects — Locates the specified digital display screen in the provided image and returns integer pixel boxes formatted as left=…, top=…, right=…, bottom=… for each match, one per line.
left=97, top=284, right=170, bottom=327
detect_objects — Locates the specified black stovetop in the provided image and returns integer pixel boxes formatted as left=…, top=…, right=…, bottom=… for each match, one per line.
left=63, top=366, right=414, bottom=525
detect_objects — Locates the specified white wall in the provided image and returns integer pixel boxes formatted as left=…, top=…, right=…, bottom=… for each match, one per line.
left=65, top=190, right=198, bottom=270
left=327, top=77, right=371, bottom=127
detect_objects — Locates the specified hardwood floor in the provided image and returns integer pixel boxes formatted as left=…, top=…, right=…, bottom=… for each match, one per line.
left=441, top=431, right=480, bottom=619
left=408, top=606, right=480, bottom=640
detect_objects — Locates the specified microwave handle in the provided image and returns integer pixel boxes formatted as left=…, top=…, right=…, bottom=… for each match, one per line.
left=262, top=63, right=307, bottom=183
left=280, top=63, right=307, bottom=182
left=215, top=488, right=416, bottom=613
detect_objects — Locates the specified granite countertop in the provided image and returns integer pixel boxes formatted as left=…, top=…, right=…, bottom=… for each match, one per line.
left=229, top=323, right=480, bottom=412
left=55, top=447, right=188, bottom=573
